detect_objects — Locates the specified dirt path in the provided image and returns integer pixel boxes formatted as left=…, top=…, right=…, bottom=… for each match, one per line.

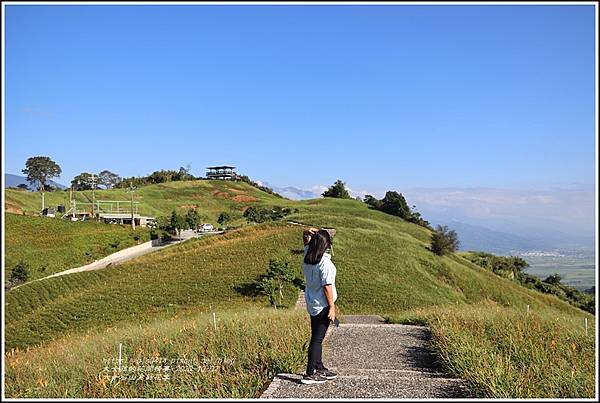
left=10, top=230, right=223, bottom=290
left=262, top=298, right=472, bottom=398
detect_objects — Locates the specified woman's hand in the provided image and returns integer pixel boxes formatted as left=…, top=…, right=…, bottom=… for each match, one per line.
left=328, top=304, right=336, bottom=322
left=303, top=227, right=319, bottom=245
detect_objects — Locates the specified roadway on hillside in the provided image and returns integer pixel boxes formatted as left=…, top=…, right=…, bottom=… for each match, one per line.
left=10, top=229, right=223, bottom=290
left=262, top=293, right=472, bottom=398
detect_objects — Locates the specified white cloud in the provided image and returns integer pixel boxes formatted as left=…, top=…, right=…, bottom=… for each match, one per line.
left=310, top=185, right=328, bottom=195
left=403, top=184, right=595, bottom=238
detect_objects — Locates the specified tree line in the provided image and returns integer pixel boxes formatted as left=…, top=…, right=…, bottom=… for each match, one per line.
left=464, top=252, right=595, bottom=314
left=17, top=156, right=282, bottom=197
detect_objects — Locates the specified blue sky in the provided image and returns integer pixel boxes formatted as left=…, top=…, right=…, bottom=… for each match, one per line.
left=4, top=4, right=596, bottom=197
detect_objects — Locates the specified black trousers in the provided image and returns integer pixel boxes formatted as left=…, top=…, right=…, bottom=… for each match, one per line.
left=306, top=305, right=331, bottom=375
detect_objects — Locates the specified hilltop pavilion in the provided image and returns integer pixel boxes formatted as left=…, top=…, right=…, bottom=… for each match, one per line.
left=206, top=165, right=238, bottom=180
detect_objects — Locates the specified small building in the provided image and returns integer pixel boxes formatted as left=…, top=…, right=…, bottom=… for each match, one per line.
left=206, top=165, right=237, bottom=180
left=98, top=213, right=155, bottom=227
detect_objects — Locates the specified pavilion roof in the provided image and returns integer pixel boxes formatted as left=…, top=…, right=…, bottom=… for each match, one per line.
left=206, top=166, right=236, bottom=170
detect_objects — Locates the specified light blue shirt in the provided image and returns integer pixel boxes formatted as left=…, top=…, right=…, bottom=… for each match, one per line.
left=303, top=245, right=337, bottom=316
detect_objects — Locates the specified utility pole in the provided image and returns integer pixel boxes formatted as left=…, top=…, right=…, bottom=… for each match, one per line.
left=127, top=182, right=136, bottom=230
left=91, top=173, right=97, bottom=220
left=71, top=186, right=75, bottom=220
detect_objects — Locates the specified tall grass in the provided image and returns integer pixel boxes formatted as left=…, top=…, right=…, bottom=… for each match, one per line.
left=5, top=190, right=597, bottom=398
left=5, top=308, right=308, bottom=398
left=388, top=301, right=595, bottom=398
left=5, top=224, right=302, bottom=350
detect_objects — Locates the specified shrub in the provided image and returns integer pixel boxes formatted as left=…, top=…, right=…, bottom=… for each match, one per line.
left=431, top=225, right=459, bottom=255
left=363, top=194, right=382, bottom=209
left=10, top=261, right=30, bottom=284
left=217, top=212, right=231, bottom=225
left=243, top=206, right=293, bottom=223
left=243, top=206, right=271, bottom=223
left=465, top=252, right=595, bottom=314
left=364, top=192, right=431, bottom=228
left=544, top=273, right=562, bottom=285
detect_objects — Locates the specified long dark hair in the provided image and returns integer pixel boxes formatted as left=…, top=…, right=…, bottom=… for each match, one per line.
left=304, top=230, right=332, bottom=265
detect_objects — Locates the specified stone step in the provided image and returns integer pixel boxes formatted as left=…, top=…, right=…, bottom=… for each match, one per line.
left=261, top=372, right=472, bottom=399
left=261, top=308, right=471, bottom=398
left=324, top=324, right=437, bottom=371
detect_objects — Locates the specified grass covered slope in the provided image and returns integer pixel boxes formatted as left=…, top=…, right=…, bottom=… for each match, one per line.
left=5, top=224, right=302, bottom=350
left=5, top=180, right=289, bottom=221
left=4, top=180, right=289, bottom=282
left=288, top=198, right=583, bottom=316
left=4, top=214, right=150, bottom=281
left=5, top=188, right=596, bottom=398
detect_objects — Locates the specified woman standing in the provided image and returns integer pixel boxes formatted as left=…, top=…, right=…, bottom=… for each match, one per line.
left=301, top=227, right=339, bottom=384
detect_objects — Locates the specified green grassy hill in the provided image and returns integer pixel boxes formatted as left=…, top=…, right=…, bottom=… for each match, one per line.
left=5, top=180, right=288, bottom=221
left=4, top=182, right=596, bottom=398
left=4, top=180, right=289, bottom=281
left=4, top=214, right=150, bottom=282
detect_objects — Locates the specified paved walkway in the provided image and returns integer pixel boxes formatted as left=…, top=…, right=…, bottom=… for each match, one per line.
left=261, top=312, right=472, bottom=399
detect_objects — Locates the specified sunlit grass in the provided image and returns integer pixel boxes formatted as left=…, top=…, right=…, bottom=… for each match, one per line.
left=4, top=214, right=150, bottom=281
left=5, top=224, right=302, bottom=350
left=5, top=308, right=308, bottom=398
left=4, top=185, right=597, bottom=398
left=388, top=301, right=595, bottom=398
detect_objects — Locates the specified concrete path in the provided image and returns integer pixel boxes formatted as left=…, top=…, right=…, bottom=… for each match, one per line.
left=10, top=229, right=223, bottom=290
left=261, top=314, right=472, bottom=399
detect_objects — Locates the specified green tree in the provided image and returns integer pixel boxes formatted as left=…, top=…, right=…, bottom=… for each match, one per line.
left=243, top=206, right=271, bottom=223
left=267, top=258, right=296, bottom=304
left=256, top=258, right=297, bottom=308
left=153, top=215, right=173, bottom=241
left=431, top=225, right=460, bottom=256
left=71, top=172, right=95, bottom=191
left=322, top=179, right=352, bottom=199
left=217, top=212, right=231, bottom=226
left=176, top=165, right=194, bottom=181
left=544, top=273, right=562, bottom=285
left=363, top=194, right=382, bottom=209
left=380, top=191, right=411, bottom=219
left=184, top=208, right=201, bottom=231
left=258, top=277, right=279, bottom=309
left=10, top=261, right=30, bottom=284
left=170, top=210, right=187, bottom=239
left=22, top=156, right=62, bottom=192
left=98, top=170, right=121, bottom=189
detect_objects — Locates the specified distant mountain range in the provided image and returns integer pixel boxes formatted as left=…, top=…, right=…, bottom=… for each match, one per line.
left=265, top=184, right=321, bottom=200
left=437, top=221, right=552, bottom=254
left=4, top=173, right=67, bottom=190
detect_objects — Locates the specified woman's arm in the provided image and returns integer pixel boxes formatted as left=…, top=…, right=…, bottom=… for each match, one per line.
left=303, top=227, right=319, bottom=245
left=323, top=284, right=336, bottom=321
